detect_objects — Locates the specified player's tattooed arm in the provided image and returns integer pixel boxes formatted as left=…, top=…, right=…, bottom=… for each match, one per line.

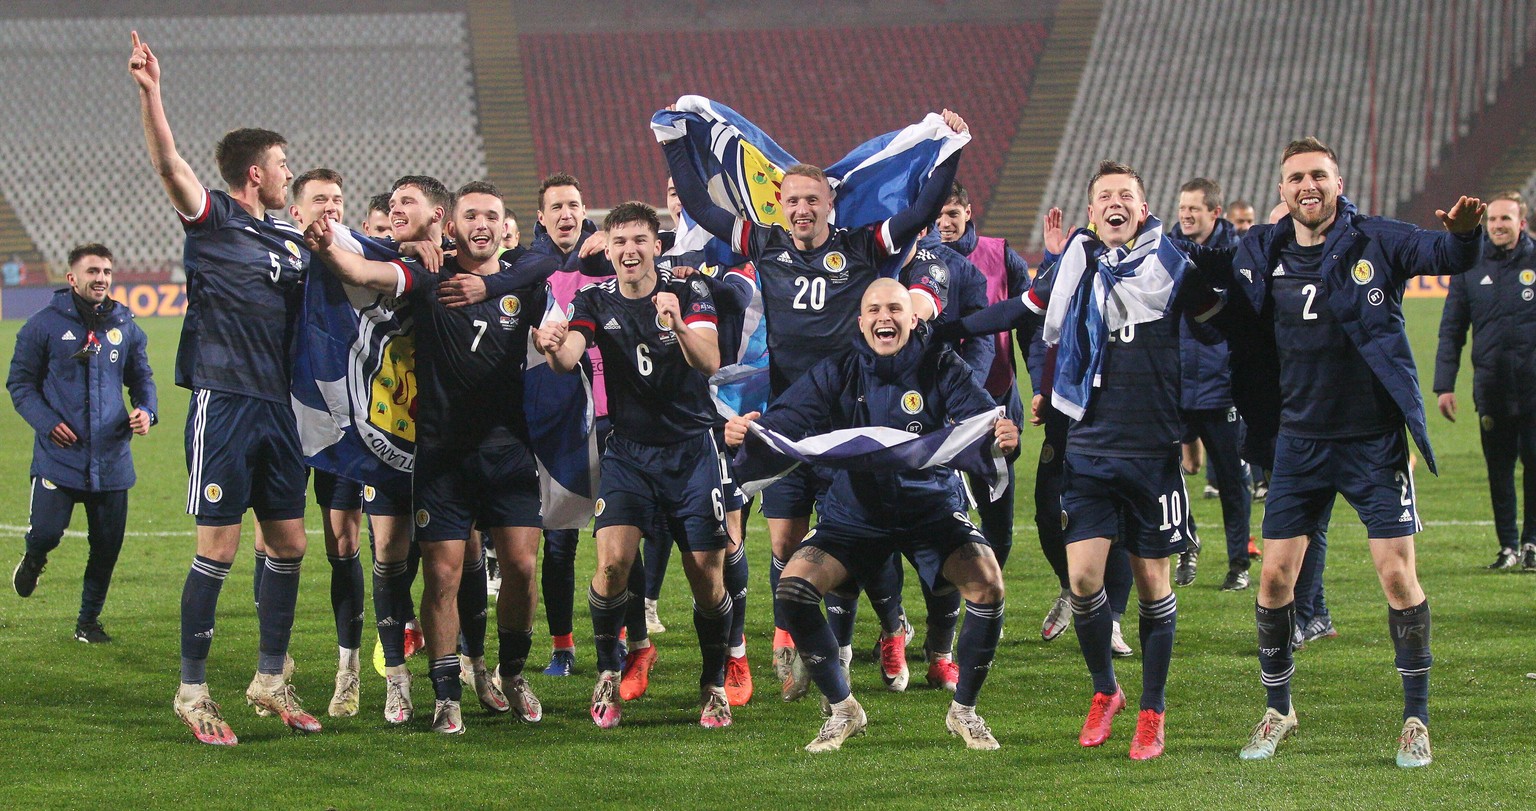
left=129, top=31, right=203, bottom=218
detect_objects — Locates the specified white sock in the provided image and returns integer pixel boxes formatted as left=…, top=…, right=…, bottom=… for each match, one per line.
left=728, top=644, right=747, bottom=658
left=339, top=646, right=360, bottom=670
left=633, top=638, right=653, bottom=651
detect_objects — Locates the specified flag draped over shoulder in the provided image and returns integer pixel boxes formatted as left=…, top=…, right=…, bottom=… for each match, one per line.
left=291, top=225, right=417, bottom=492
left=1043, top=216, right=1186, bottom=421
left=651, top=95, right=970, bottom=418
left=732, top=405, right=1008, bottom=500
left=291, top=226, right=599, bottom=528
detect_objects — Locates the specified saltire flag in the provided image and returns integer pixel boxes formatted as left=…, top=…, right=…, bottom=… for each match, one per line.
left=290, top=225, right=417, bottom=491
left=290, top=225, right=599, bottom=528
left=731, top=405, right=1008, bottom=500
left=652, top=95, right=970, bottom=418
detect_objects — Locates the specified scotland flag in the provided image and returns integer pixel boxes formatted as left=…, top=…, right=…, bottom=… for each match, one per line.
left=652, top=96, right=970, bottom=418
left=732, top=406, right=1008, bottom=500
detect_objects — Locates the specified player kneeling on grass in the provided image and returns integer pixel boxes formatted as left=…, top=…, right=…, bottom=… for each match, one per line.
left=725, top=278, right=1016, bottom=752
left=536, top=202, right=736, bottom=730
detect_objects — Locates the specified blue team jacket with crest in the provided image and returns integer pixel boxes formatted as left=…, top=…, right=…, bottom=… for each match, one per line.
left=755, top=329, right=998, bottom=528
left=1217, top=197, right=1479, bottom=474
left=7, top=289, right=157, bottom=491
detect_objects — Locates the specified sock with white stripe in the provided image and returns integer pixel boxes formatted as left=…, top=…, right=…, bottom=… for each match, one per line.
left=373, top=558, right=411, bottom=667
left=180, top=555, right=230, bottom=684
left=1137, top=593, right=1177, bottom=712
left=329, top=552, right=365, bottom=652
left=724, top=545, right=749, bottom=649
left=257, top=555, right=302, bottom=675
left=1256, top=601, right=1295, bottom=714
left=778, top=576, right=848, bottom=704
left=1389, top=600, right=1432, bottom=722
left=458, top=551, right=488, bottom=659
left=589, top=587, right=628, bottom=673
left=429, top=654, right=462, bottom=702
left=1071, top=587, right=1117, bottom=696
left=693, top=593, right=733, bottom=688
left=769, top=554, right=788, bottom=634
left=954, top=600, right=1004, bottom=706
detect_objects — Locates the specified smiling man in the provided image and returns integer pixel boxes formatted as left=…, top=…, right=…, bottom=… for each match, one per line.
left=8, top=243, right=157, bottom=646
left=725, top=278, right=1016, bottom=752
left=537, top=201, right=735, bottom=730
left=665, top=112, right=967, bottom=700
left=1433, top=191, right=1536, bottom=571
left=1203, top=137, right=1485, bottom=768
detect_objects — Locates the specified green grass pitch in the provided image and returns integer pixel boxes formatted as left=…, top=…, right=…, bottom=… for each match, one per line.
left=0, top=299, right=1530, bottom=809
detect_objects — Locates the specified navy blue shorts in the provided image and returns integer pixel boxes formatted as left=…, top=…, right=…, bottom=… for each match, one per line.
left=312, top=469, right=363, bottom=512
left=1061, top=452, right=1191, bottom=559
left=594, top=433, right=728, bottom=552
left=1263, top=431, right=1421, bottom=539
left=362, top=477, right=412, bottom=518
left=413, top=442, right=541, bottom=542
left=761, top=463, right=830, bottom=520
left=801, top=512, right=988, bottom=597
left=184, top=390, right=306, bottom=526
left=712, top=426, right=746, bottom=514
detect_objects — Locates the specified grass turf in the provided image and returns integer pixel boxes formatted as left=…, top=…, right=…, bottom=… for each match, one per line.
left=0, top=299, right=1530, bottom=810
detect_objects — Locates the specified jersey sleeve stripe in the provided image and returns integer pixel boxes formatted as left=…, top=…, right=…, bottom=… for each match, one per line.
left=875, top=220, right=896, bottom=256
left=909, top=285, right=941, bottom=317
left=176, top=188, right=211, bottom=224
left=683, top=313, right=719, bottom=326
left=1190, top=294, right=1224, bottom=323
left=732, top=218, right=751, bottom=255
left=570, top=319, right=597, bottom=332
left=391, top=260, right=413, bottom=296
left=1023, top=289, right=1047, bottom=315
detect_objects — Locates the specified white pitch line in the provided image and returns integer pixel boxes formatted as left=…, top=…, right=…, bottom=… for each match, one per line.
left=0, top=522, right=191, bottom=538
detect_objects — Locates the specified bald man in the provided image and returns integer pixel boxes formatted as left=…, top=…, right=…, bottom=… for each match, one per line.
left=726, top=279, right=1016, bottom=753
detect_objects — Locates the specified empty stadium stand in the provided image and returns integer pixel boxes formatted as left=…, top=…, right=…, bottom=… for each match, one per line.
left=516, top=22, right=1047, bottom=217
left=0, top=13, right=486, bottom=275
left=1032, top=0, right=1534, bottom=248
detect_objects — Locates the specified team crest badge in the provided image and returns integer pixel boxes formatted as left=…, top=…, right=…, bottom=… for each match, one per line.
left=285, top=240, right=302, bottom=258
left=40, top=478, right=56, bottom=490
left=1351, top=259, right=1375, bottom=285
left=1520, top=269, right=1535, bottom=286
left=204, top=484, right=223, bottom=503
left=802, top=528, right=817, bottom=541
left=1482, top=415, right=1495, bottom=431
left=655, top=313, right=675, bottom=332
left=363, top=485, right=376, bottom=502
left=499, top=295, right=521, bottom=317
left=1040, top=442, right=1055, bottom=464
left=824, top=251, right=846, bottom=273
left=594, top=498, right=606, bottom=517
left=1060, top=510, right=1069, bottom=531
left=415, top=509, right=430, bottom=528
left=700, top=264, right=718, bottom=277
left=105, top=328, right=123, bottom=346
left=901, top=391, right=924, bottom=414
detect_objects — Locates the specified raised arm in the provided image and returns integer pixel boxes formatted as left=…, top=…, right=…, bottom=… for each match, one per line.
left=128, top=31, right=203, bottom=218
left=1393, top=196, right=1485, bottom=280
left=662, top=139, right=741, bottom=243
left=305, top=218, right=411, bottom=294
left=656, top=290, right=720, bottom=376
left=536, top=320, right=588, bottom=374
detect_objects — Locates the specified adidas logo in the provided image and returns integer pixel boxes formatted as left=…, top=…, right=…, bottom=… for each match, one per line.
left=777, top=251, right=793, bottom=263
left=603, top=318, right=622, bottom=330
left=193, top=629, right=214, bottom=640
left=377, top=616, right=399, bottom=627
left=1272, top=264, right=1286, bottom=276
left=1399, top=509, right=1414, bottom=523
left=1481, top=275, right=1493, bottom=285
left=62, top=330, right=76, bottom=340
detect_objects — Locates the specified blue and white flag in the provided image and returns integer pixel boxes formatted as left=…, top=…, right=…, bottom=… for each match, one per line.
left=291, top=225, right=417, bottom=491
left=732, top=406, right=1007, bottom=500
left=652, top=96, right=969, bottom=417
left=291, top=225, right=599, bottom=528
left=1043, top=216, right=1188, bottom=421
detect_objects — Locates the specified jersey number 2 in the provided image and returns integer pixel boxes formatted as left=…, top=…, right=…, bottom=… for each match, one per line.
left=1301, top=283, right=1319, bottom=320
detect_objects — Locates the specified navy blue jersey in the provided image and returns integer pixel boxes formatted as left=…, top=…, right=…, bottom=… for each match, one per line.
left=570, top=270, right=719, bottom=446
left=177, top=189, right=308, bottom=402
left=1272, top=242, right=1401, bottom=438
left=730, top=221, right=899, bottom=395
left=395, top=248, right=549, bottom=449
left=1067, top=312, right=1185, bottom=458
